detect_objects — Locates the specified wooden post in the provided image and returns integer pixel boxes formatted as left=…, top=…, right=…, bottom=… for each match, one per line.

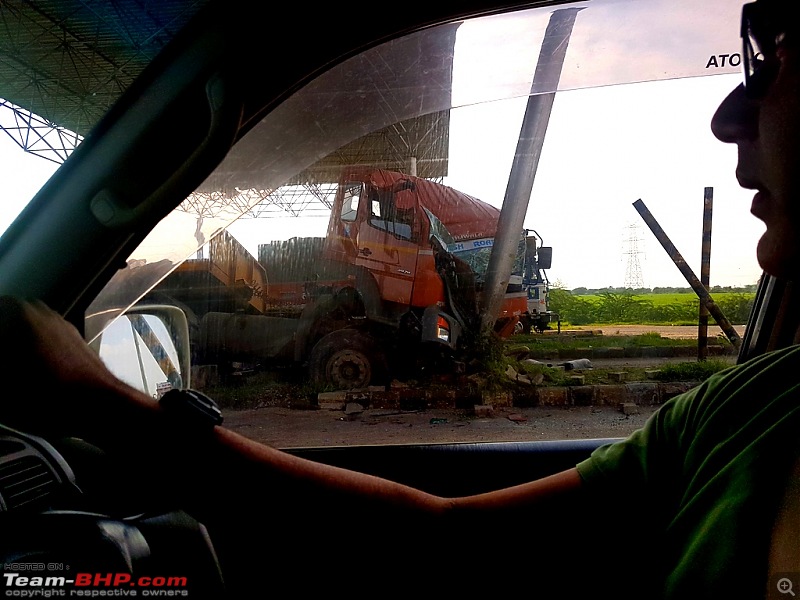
left=698, top=187, right=713, bottom=361
left=633, top=198, right=741, bottom=349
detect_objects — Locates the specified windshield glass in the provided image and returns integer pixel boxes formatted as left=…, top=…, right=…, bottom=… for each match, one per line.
left=87, top=0, right=744, bottom=316
left=79, top=0, right=758, bottom=448
left=450, top=237, right=527, bottom=286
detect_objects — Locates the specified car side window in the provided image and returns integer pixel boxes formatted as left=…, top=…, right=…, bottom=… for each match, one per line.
left=88, top=0, right=760, bottom=449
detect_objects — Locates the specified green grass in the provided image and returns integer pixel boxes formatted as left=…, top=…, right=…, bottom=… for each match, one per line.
left=509, top=332, right=708, bottom=352
left=513, top=358, right=733, bottom=386
left=576, top=292, right=748, bottom=305
left=204, top=369, right=324, bottom=410
left=650, top=359, right=733, bottom=382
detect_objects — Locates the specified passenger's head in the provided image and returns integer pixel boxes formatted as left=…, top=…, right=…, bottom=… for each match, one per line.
left=711, top=0, right=800, bottom=278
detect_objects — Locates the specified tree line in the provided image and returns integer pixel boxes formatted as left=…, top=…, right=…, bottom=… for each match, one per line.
left=568, top=285, right=758, bottom=296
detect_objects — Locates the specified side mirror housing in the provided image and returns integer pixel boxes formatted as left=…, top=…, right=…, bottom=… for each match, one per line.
left=538, top=247, right=553, bottom=270
left=87, top=305, right=191, bottom=398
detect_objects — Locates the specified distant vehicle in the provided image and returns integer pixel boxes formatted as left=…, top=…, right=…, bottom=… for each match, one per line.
left=518, top=230, right=559, bottom=334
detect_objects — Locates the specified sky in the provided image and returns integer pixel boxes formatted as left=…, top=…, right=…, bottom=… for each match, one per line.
left=0, top=0, right=763, bottom=292
left=226, top=0, right=764, bottom=291
left=441, top=73, right=764, bottom=290
left=0, top=133, right=59, bottom=233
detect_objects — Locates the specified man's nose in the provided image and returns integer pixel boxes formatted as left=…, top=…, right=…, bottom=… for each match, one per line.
left=711, top=83, right=759, bottom=143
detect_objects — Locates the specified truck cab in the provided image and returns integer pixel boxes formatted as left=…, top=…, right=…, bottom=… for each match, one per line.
left=326, top=167, right=531, bottom=340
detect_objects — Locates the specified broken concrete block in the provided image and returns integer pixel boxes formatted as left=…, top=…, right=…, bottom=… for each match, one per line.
left=474, top=404, right=494, bottom=418
left=521, top=358, right=545, bottom=366
left=482, top=391, right=513, bottom=407
left=561, top=358, right=593, bottom=371
left=537, top=387, right=568, bottom=406
left=505, top=345, right=530, bottom=360
left=318, top=391, right=347, bottom=403
left=344, top=402, right=365, bottom=415
left=620, top=402, right=639, bottom=415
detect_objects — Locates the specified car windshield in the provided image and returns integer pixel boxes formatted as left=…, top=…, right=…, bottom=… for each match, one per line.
left=3, top=0, right=762, bottom=447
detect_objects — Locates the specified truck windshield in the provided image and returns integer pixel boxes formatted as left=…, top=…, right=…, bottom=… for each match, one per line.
left=449, top=237, right=526, bottom=286
left=425, top=207, right=455, bottom=251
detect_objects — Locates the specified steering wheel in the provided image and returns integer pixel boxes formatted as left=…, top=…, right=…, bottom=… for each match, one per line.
left=0, top=423, right=226, bottom=599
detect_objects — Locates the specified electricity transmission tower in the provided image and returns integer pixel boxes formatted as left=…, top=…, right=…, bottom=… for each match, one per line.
left=623, top=223, right=645, bottom=288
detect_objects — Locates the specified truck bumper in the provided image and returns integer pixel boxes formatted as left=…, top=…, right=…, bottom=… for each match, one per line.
left=534, top=311, right=558, bottom=325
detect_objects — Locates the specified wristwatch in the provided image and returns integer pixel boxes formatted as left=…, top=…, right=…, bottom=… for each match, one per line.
left=159, top=388, right=224, bottom=431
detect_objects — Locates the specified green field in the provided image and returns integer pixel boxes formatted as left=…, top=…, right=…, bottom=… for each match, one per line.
left=577, top=292, right=744, bottom=305
left=550, top=290, right=755, bottom=326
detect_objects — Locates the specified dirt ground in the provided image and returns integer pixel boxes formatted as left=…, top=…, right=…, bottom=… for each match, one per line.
left=224, top=404, right=660, bottom=448
left=223, top=323, right=745, bottom=448
left=561, top=323, right=746, bottom=340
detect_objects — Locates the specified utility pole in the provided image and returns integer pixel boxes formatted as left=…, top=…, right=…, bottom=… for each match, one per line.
left=480, top=7, right=583, bottom=337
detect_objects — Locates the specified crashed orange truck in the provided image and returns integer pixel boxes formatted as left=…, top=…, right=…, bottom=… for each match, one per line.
left=144, top=168, right=555, bottom=388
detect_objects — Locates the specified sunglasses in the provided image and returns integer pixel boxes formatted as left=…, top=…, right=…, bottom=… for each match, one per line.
left=741, top=1, right=788, bottom=98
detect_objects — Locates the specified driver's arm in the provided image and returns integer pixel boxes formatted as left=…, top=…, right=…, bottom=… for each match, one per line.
left=0, top=296, right=585, bottom=521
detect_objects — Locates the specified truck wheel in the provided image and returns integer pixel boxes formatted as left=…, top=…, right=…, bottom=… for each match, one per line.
left=308, top=329, right=386, bottom=389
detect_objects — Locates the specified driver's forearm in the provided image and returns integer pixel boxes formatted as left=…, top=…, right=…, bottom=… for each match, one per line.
left=84, top=381, right=449, bottom=517
left=85, top=381, right=583, bottom=523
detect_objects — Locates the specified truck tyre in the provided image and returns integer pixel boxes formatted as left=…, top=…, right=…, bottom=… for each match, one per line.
left=308, top=329, right=386, bottom=389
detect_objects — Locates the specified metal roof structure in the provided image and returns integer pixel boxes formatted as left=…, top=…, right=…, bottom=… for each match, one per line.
left=0, top=0, right=208, bottom=162
left=0, top=0, right=452, bottom=217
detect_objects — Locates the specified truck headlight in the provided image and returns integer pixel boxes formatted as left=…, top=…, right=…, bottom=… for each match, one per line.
left=437, top=316, right=451, bottom=342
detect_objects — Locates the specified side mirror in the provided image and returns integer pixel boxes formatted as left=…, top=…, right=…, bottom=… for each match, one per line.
left=538, top=247, right=553, bottom=270
left=87, top=305, right=191, bottom=398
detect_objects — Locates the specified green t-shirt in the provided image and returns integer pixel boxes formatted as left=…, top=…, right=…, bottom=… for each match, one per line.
left=576, top=344, right=800, bottom=599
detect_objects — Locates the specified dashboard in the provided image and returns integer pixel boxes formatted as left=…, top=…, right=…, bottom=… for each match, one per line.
left=0, top=424, right=225, bottom=598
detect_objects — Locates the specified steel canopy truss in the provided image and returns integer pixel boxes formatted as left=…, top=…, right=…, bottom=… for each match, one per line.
left=0, top=97, right=82, bottom=163
left=180, top=111, right=450, bottom=221
left=2, top=0, right=453, bottom=222
left=179, top=184, right=337, bottom=222
left=0, top=0, right=206, bottom=138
